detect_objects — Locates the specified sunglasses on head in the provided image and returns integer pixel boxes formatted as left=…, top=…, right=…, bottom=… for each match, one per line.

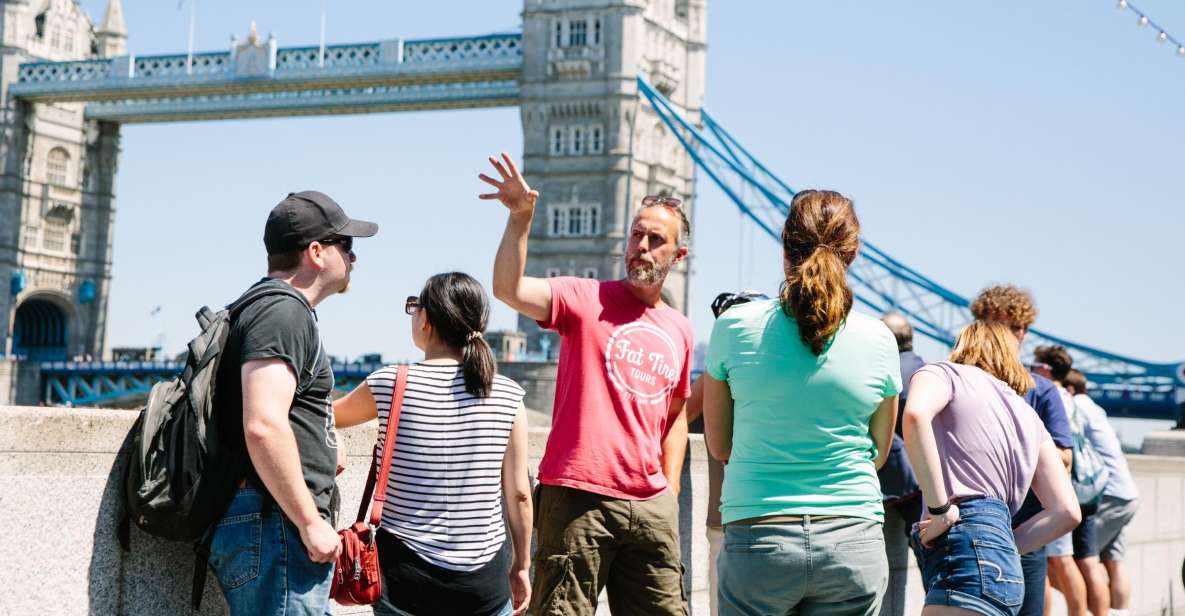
left=405, top=296, right=421, bottom=316
left=317, top=236, right=353, bottom=253
left=641, top=195, right=682, bottom=208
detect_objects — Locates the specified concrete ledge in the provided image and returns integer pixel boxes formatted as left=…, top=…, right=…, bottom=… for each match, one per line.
left=1142, top=430, right=1185, bottom=457
left=2, top=405, right=1181, bottom=615
left=0, top=406, right=711, bottom=615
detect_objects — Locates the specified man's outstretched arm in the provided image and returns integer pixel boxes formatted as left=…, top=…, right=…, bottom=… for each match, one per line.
left=480, top=152, right=551, bottom=322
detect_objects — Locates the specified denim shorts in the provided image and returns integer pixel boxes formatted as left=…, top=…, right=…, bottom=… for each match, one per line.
left=910, top=497, right=1024, bottom=616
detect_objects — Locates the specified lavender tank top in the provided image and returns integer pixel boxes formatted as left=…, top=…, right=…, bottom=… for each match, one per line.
left=918, top=362, right=1051, bottom=516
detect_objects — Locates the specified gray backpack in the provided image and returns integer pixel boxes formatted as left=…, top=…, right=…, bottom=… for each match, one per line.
left=1068, top=396, right=1110, bottom=508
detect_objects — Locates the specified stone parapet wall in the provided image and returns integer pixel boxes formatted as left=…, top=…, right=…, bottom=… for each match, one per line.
left=0, top=405, right=1180, bottom=615
left=0, top=406, right=709, bottom=615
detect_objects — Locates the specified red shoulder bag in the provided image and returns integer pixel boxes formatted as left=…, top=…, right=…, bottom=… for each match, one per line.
left=330, top=364, right=408, bottom=605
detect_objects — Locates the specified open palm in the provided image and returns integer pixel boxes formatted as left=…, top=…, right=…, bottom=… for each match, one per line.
left=478, top=152, right=539, bottom=215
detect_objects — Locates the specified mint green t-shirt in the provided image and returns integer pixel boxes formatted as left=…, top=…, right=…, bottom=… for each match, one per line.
left=706, top=300, right=902, bottom=524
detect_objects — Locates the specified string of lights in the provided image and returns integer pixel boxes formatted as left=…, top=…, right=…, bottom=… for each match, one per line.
left=1116, top=0, right=1185, bottom=58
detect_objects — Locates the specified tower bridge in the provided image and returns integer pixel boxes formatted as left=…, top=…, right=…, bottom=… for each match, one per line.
left=0, top=0, right=1180, bottom=421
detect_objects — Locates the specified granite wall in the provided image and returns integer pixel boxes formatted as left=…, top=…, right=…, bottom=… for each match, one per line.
left=0, top=405, right=1181, bottom=615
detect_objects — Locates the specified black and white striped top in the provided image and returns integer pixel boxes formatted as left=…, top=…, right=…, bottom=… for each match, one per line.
left=366, top=363, right=525, bottom=571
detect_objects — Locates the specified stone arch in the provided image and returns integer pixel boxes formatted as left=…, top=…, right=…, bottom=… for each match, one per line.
left=11, top=291, right=76, bottom=361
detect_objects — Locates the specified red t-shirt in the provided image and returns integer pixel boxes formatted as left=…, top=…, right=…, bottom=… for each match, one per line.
left=536, top=277, right=693, bottom=500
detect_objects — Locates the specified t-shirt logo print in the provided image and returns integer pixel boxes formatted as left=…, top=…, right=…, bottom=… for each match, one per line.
left=603, top=322, right=681, bottom=405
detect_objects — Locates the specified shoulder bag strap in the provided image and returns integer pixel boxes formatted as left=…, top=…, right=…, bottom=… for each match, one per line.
left=359, top=364, right=408, bottom=528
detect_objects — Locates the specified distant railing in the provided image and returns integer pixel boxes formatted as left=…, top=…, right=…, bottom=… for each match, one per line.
left=403, top=34, right=521, bottom=63
left=13, top=33, right=523, bottom=90
left=16, top=58, right=111, bottom=83
left=134, top=52, right=228, bottom=78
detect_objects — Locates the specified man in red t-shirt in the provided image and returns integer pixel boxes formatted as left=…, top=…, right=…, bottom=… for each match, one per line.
left=480, top=153, right=693, bottom=615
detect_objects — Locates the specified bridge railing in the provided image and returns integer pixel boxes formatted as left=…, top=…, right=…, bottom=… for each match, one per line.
left=10, top=33, right=523, bottom=103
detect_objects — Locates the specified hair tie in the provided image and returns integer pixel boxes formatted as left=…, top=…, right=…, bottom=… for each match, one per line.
left=466, top=331, right=483, bottom=343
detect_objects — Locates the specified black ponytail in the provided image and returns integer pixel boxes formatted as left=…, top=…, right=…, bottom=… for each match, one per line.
left=419, top=272, right=496, bottom=397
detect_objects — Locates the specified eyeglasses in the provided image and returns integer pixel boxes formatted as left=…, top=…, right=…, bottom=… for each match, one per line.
left=317, top=236, right=353, bottom=253
left=405, top=296, right=421, bottom=316
left=641, top=195, right=682, bottom=208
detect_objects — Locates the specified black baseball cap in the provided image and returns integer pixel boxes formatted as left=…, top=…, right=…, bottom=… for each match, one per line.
left=264, top=190, right=378, bottom=255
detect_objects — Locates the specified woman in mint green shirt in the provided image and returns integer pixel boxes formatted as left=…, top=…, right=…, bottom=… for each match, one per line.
left=703, top=190, right=901, bottom=615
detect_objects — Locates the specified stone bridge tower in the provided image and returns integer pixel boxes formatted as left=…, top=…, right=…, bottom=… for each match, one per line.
left=0, top=0, right=125, bottom=370
left=519, top=0, right=706, bottom=352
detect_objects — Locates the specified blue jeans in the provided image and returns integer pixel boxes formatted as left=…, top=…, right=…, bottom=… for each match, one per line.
left=208, top=488, right=335, bottom=616
left=1017, top=547, right=1047, bottom=616
left=910, top=497, right=1024, bottom=616
left=717, top=515, right=887, bottom=615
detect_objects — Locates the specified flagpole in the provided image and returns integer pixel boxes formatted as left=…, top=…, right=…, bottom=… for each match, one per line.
left=318, top=0, right=327, bottom=67
left=186, top=0, right=196, bottom=74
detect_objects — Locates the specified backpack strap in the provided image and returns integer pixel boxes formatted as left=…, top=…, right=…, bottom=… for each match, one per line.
left=355, top=365, right=408, bottom=528
left=227, top=283, right=320, bottom=394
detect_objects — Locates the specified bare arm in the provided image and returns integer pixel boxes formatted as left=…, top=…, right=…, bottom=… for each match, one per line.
left=1014, top=440, right=1082, bottom=554
left=685, top=376, right=706, bottom=424
left=501, top=403, right=532, bottom=615
left=702, top=374, right=734, bottom=462
left=661, top=397, right=689, bottom=497
left=480, top=152, right=551, bottom=322
left=869, top=394, right=899, bottom=470
left=901, top=370, right=956, bottom=546
left=332, top=381, right=378, bottom=429
left=242, top=359, right=340, bottom=563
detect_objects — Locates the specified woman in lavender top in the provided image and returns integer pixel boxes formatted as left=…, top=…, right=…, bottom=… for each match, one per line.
left=902, top=321, right=1080, bottom=616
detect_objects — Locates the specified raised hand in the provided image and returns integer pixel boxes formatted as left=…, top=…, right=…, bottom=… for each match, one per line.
left=479, top=152, right=539, bottom=216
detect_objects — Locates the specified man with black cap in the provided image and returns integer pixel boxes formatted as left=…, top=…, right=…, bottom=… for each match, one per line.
left=207, top=191, right=377, bottom=615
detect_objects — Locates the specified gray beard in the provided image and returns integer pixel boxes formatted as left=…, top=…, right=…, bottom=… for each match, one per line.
left=627, top=259, right=672, bottom=287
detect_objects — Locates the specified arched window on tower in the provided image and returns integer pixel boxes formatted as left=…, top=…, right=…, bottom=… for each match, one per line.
left=46, top=148, right=69, bottom=186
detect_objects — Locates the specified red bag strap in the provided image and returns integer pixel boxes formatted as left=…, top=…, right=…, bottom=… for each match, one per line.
left=366, top=364, right=408, bottom=528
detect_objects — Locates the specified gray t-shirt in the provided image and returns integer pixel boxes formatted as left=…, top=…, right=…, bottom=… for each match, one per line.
left=220, top=278, right=338, bottom=520
left=919, top=361, right=1051, bottom=516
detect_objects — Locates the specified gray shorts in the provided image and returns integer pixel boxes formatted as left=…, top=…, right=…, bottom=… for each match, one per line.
left=1094, top=495, right=1139, bottom=561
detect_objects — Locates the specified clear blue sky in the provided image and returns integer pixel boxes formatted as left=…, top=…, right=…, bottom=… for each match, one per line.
left=80, top=1, right=1184, bottom=366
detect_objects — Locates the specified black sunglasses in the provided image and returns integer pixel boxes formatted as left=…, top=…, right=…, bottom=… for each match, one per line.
left=405, top=296, right=421, bottom=316
left=317, top=236, right=353, bottom=253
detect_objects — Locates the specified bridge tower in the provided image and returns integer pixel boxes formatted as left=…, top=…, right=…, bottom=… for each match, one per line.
left=519, top=0, right=706, bottom=352
left=0, top=0, right=124, bottom=382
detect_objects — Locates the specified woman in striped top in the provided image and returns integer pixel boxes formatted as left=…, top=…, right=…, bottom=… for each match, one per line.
left=335, top=272, right=532, bottom=616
